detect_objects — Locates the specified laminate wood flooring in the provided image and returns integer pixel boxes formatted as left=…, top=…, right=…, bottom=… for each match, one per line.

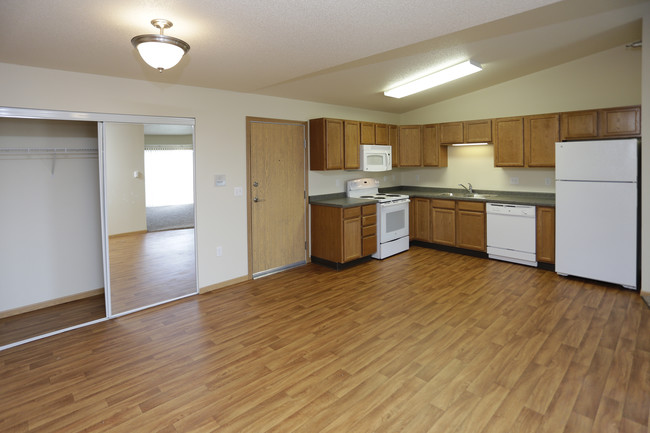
left=109, top=228, right=197, bottom=314
left=0, top=295, right=105, bottom=347
left=1, top=246, right=649, bottom=432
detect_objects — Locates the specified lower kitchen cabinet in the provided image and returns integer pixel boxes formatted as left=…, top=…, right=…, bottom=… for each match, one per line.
left=412, top=198, right=486, bottom=252
left=536, top=206, right=555, bottom=264
left=412, top=198, right=431, bottom=241
left=311, top=204, right=376, bottom=264
left=456, top=201, right=486, bottom=251
left=431, top=200, right=455, bottom=246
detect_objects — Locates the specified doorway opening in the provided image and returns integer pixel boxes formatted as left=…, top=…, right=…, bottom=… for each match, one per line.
left=144, top=146, right=195, bottom=232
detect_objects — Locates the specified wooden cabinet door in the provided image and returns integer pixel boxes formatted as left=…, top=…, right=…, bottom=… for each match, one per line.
left=431, top=205, right=455, bottom=246
left=342, top=217, right=362, bottom=262
left=525, top=113, right=559, bottom=167
left=439, top=122, right=463, bottom=145
left=413, top=198, right=431, bottom=241
left=600, top=106, right=641, bottom=138
left=464, top=119, right=492, bottom=143
left=423, top=124, right=441, bottom=167
left=494, top=117, right=524, bottom=167
left=536, top=206, right=555, bottom=264
left=375, top=123, right=388, bottom=145
left=360, top=122, right=375, bottom=144
left=388, top=124, right=399, bottom=167
left=456, top=209, right=486, bottom=251
left=343, top=120, right=360, bottom=170
left=560, top=110, right=599, bottom=140
left=309, top=118, right=344, bottom=170
left=398, top=125, right=422, bottom=167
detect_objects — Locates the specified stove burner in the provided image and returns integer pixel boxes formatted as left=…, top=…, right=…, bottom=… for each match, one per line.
left=360, top=195, right=376, bottom=198
left=385, top=194, right=401, bottom=197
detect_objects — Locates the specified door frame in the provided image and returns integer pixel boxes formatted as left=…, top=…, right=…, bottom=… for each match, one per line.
left=245, top=117, right=310, bottom=278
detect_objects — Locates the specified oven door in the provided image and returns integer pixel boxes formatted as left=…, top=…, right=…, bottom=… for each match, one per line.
left=377, top=200, right=409, bottom=243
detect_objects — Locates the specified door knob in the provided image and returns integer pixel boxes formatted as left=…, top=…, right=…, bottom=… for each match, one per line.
left=253, top=197, right=259, bottom=202
left=253, top=181, right=259, bottom=187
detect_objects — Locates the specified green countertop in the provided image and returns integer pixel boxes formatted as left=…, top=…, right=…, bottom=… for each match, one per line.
left=310, top=186, right=555, bottom=208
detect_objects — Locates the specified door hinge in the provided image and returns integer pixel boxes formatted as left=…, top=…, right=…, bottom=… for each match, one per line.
left=304, top=139, right=307, bottom=149
left=305, top=241, right=307, bottom=250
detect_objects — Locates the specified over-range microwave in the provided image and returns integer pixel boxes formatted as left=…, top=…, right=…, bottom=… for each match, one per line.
left=360, top=144, right=392, bottom=172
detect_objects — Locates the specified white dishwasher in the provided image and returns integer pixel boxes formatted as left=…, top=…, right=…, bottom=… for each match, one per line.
left=486, top=203, right=537, bottom=267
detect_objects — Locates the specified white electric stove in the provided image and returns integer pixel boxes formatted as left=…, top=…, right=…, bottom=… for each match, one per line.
left=347, top=178, right=410, bottom=259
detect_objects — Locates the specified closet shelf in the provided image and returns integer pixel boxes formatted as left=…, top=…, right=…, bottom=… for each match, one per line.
left=0, top=148, right=98, bottom=158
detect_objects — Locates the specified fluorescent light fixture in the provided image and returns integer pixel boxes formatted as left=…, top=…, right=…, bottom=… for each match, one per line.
left=451, top=142, right=489, bottom=146
left=384, top=60, right=482, bottom=99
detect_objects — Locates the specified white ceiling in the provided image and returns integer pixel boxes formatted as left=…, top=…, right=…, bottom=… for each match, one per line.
left=1, top=0, right=648, bottom=114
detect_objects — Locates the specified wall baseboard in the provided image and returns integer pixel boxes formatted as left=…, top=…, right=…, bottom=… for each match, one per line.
left=199, top=275, right=249, bottom=294
left=0, top=288, right=105, bottom=319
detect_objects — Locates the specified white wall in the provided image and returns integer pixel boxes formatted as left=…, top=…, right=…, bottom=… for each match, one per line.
left=105, top=123, right=146, bottom=236
left=0, top=119, right=104, bottom=312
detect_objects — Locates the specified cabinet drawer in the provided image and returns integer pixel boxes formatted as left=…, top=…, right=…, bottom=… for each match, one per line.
left=362, top=215, right=376, bottom=226
left=343, top=206, right=361, bottom=218
left=361, top=204, right=377, bottom=215
left=457, top=201, right=485, bottom=212
left=362, top=225, right=376, bottom=237
left=431, top=199, right=455, bottom=209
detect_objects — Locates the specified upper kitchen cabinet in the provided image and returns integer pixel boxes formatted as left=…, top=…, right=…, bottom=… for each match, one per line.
left=398, top=125, right=422, bottom=167
left=388, top=124, right=399, bottom=167
left=422, top=123, right=448, bottom=167
left=375, top=123, right=389, bottom=145
left=524, top=113, right=559, bottom=167
left=344, top=120, right=361, bottom=170
left=439, top=122, right=463, bottom=145
left=464, top=119, right=492, bottom=143
left=360, top=122, right=375, bottom=145
left=560, top=105, right=641, bottom=140
left=599, top=106, right=641, bottom=138
left=493, top=117, right=524, bottom=167
left=560, top=109, right=599, bottom=141
left=310, top=118, right=344, bottom=170
left=439, top=119, right=492, bottom=145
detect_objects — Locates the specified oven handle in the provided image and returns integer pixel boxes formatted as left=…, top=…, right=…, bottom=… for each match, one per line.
left=379, top=199, right=410, bottom=207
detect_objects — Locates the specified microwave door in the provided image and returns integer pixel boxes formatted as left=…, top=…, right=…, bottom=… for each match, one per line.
left=364, top=152, right=390, bottom=171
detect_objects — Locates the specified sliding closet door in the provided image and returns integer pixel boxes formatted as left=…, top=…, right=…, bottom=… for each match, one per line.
left=103, top=122, right=197, bottom=316
left=0, top=118, right=106, bottom=348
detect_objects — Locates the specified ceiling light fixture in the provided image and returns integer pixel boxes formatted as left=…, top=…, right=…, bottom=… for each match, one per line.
left=131, top=19, right=190, bottom=72
left=384, top=60, right=482, bottom=99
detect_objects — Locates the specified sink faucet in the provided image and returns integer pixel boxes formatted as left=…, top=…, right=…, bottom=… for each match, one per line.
left=459, top=183, right=473, bottom=193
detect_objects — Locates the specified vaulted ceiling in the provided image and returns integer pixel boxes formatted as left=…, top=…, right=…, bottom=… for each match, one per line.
left=1, top=0, right=648, bottom=113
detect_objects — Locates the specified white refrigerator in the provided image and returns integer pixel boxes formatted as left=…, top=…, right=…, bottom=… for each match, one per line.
left=555, top=139, right=639, bottom=290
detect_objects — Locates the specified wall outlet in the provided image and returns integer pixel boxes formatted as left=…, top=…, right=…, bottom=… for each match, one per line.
left=234, top=186, right=243, bottom=196
left=510, top=177, right=519, bottom=185
left=545, top=177, right=552, bottom=186
left=216, top=246, right=223, bottom=256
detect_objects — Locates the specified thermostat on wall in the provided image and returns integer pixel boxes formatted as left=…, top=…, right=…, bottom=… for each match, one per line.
left=214, top=174, right=226, bottom=186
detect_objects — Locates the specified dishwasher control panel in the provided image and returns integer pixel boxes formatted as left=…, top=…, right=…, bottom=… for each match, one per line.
left=486, top=203, right=535, bottom=217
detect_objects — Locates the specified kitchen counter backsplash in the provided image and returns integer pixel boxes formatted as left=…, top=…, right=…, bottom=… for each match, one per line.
left=310, top=187, right=555, bottom=208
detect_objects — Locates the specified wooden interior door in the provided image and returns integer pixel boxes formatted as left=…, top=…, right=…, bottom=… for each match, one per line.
left=248, top=118, right=307, bottom=277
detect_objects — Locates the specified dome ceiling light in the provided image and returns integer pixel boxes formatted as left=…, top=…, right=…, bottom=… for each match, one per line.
left=131, top=19, right=190, bottom=72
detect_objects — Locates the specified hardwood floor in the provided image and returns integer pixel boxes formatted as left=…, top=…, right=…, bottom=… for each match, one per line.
left=109, top=228, right=197, bottom=314
left=0, top=295, right=105, bottom=347
left=1, top=246, right=649, bottom=432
